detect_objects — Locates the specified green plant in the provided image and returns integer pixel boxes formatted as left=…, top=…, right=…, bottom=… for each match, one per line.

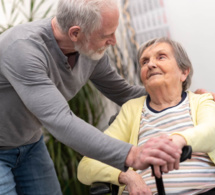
left=1, top=1, right=104, bottom=194
left=19, top=0, right=53, bottom=22
left=0, top=0, right=54, bottom=34
left=0, top=0, right=19, bottom=33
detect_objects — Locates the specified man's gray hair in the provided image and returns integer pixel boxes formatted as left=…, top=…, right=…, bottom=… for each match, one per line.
left=56, top=0, right=118, bottom=36
left=137, top=37, right=193, bottom=91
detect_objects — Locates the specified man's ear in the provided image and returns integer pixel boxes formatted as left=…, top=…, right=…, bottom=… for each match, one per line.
left=68, top=26, right=81, bottom=42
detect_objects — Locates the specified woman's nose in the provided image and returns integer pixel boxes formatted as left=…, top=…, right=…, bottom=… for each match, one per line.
left=147, top=59, right=157, bottom=69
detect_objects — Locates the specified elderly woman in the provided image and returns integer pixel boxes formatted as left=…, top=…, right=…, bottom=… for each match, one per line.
left=77, top=37, right=215, bottom=195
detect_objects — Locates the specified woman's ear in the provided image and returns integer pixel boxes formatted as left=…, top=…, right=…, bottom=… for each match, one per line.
left=181, top=68, right=190, bottom=82
left=68, top=26, right=81, bottom=42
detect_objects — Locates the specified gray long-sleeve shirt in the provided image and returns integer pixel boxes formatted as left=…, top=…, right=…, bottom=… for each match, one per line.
left=0, top=18, right=146, bottom=171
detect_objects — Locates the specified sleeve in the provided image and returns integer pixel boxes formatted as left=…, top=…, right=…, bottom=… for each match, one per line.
left=90, top=54, right=146, bottom=106
left=78, top=102, right=133, bottom=185
left=172, top=93, right=215, bottom=153
left=1, top=40, right=132, bottom=171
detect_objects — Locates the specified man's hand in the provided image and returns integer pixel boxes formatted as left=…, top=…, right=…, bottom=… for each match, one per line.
left=125, top=135, right=181, bottom=178
left=195, top=88, right=215, bottom=101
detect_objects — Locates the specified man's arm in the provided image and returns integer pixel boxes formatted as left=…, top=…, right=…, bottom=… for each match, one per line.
left=1, top=40, right=133, bottom=171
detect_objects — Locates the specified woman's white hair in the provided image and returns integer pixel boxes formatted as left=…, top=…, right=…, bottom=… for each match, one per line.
left=56, top=0, right=118, bottom=36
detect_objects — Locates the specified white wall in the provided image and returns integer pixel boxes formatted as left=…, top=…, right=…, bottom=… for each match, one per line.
left=164, top=0, right=215, bottom=92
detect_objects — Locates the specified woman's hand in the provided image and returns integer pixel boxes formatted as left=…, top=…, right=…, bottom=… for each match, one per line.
left=119, top=169, right=152, bottom=195
left=155, top=134, right=186, bottom=175
left=159, top=134, right=187, bottom=173
left=171, top=134, right=187, bottom=150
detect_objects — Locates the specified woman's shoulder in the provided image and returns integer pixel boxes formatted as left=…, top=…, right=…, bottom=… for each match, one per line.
left=122, top=96, right=147, bottom=109
left=188, top=91, right=213, bottom=101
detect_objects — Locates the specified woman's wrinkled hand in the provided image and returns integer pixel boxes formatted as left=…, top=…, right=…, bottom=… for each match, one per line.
left=157, top=134, right=187, bottom=174
left=119, top=169, right=152, bottom=195
left=171, top=134, right=187, bottom=150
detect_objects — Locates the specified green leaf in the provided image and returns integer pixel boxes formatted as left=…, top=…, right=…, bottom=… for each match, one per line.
left=10, top=12, right=19, bottom=24
left=1, top=0, right=6, bottom=15
left=41, top=4, right=53, bottom=18
left=30, top=0, right=34, bottom=13
left=32, top=0, right=45, bottom=15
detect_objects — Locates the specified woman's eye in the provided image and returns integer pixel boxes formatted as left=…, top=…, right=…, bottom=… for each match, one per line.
left=141, top=60, right=148, bottom=66
left=158, top=55, right=165, bottom=60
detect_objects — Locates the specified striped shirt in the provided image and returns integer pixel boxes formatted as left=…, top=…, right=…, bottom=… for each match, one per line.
left=123, top=92, right=215, bottom=195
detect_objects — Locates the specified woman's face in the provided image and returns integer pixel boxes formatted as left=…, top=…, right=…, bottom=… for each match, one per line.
left=139, top=42, right=189, bottom=91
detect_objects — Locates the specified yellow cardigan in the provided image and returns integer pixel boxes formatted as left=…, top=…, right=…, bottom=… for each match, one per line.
left=77, top=91, right=215, bottom=194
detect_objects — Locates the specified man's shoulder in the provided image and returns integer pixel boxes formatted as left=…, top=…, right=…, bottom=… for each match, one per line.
left=0, top=18, right=52, bottom=51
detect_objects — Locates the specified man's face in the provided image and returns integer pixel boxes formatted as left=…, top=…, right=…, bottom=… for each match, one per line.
left=74, top=35, right=107, bottom=61
left=74, top=8, right=119, bottom=60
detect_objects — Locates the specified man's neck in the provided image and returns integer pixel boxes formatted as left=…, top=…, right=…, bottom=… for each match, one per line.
left=51, top=17, right=76, bottom=55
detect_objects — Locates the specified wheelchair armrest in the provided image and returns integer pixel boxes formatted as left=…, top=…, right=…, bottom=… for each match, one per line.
left=90, top=182, right=111, bottom=195
left=90, top=182, right=119, bottom=195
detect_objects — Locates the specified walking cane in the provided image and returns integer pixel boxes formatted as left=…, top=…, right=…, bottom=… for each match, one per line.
left=151, top=145, right=192, bottom=195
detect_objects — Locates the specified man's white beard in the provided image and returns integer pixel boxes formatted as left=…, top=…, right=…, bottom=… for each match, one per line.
left=74, top=40, right=107, bottom=61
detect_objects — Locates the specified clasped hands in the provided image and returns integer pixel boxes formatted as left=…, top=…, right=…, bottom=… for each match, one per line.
left=123, top=134, right=186, bottom=194
left=125, top=134, right=186, bottom=178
